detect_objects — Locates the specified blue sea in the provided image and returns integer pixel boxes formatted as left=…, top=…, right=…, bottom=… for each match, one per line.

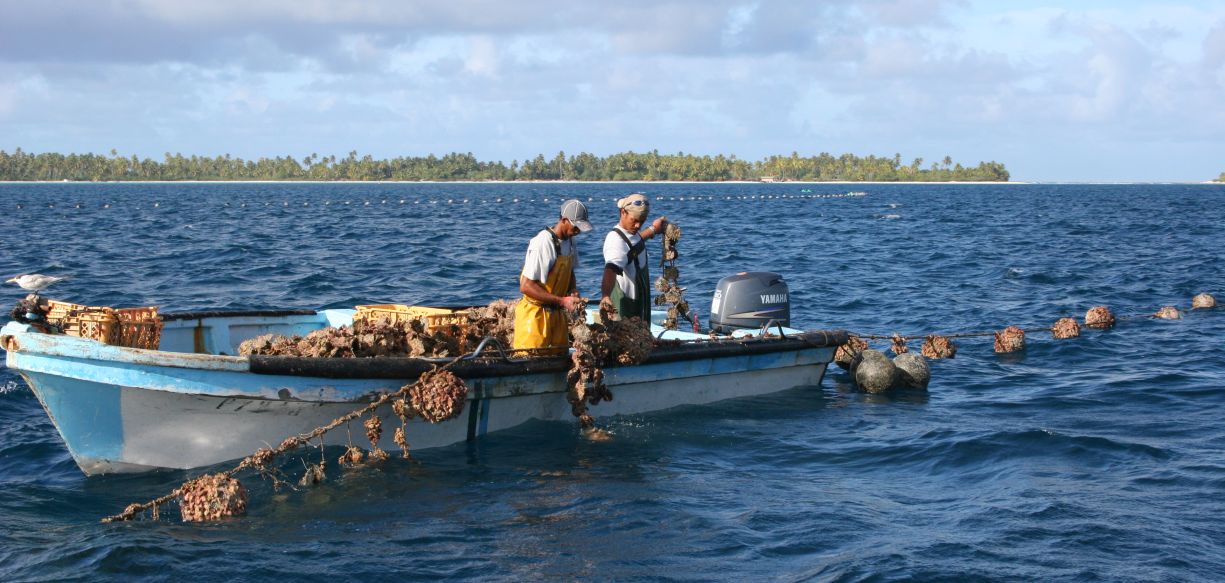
left=1, top=182, right=1223, bottom=582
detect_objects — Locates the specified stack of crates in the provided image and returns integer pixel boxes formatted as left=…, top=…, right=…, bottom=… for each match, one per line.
left=43, top=299, right=163, bottom=349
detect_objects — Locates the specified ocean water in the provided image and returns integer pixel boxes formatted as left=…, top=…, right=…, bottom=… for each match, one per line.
left=1, top=182, right=1223, bottom=581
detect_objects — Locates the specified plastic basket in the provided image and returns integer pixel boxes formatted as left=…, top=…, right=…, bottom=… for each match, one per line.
left=355, top=304, right=469, bottom=333
left=44, top=299, right=90, bottom=323
left=114, top=307, right=163, bottom=350
left=42, top=299, right=161, bottom=348
left=53, top=306, right=120, bottom=344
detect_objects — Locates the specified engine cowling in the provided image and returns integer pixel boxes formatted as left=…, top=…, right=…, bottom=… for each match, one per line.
left=708, top=272, right=790, bottom=334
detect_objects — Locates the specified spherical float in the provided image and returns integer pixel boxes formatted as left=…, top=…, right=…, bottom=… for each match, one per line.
left=893, top=352, right=931, bottom=390
left=853, top=349, right=898, bottom=394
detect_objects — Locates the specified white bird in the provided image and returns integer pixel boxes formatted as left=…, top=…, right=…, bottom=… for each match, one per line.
left=7, top=274, right=68, bottom=293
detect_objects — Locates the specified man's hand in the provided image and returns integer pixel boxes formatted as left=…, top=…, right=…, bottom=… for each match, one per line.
left=599, top=296, right=617, bottom=317
left=651, top=216, right=668, bottom=234
left=560, top=295, right=582, bottom=311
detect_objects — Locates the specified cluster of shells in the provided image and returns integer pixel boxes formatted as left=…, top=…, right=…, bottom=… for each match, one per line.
left=237, top=300, right=517, bottom=359
left=460, top=299, right=516, bottom=351
left=1084, top=306, right=1116, bottom=329
left=565, top=310, right=653, bottom=427
left=179, top=474, right=248, bottom=522
left=408, top=370, right=469, bottom=423
left=834, top=335, right=868, bottom=370
left=1153, top=306, right=1181, bottom=320
left=920, top=335, right=957, bottom=359
left=994, top=326, right=1026, bottom=353
left=1051, top=317, right=1081, bottom=339
left=1192, top=293, right=1217, bottom=309
left=654, top=223, right=693, bottom=330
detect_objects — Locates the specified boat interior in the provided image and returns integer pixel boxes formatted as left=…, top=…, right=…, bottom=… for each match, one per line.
left=158, top=308, right=805, bottom=356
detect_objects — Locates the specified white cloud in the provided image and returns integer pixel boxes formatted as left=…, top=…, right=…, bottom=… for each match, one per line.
left=2, top=0, right=1225, bottom=179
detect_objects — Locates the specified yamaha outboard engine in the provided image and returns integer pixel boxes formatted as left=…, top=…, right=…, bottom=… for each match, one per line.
left=709, top=272, right=791, bottom=334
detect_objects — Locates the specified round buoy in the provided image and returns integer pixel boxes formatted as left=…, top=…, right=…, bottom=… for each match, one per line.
left=1051, top=317, right=1080, bottom=339
left=920, top=335, right=956, bottom=359
left=1192, top=293, right=1216, bottom=309
left=1084, top=306, right=1115, bottom=329
left=853, top=349, right=898, bottom=394
left=893, top=352, right=931, bottom=390
left=994, top=326, right=1025, bottom=353
left=1154, top=306, right=1181, bottom=320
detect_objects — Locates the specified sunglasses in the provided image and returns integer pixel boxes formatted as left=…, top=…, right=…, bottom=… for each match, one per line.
left=622, top=200, right=648, bottom=207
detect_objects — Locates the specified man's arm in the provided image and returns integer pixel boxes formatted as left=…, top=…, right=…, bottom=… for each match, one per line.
left=521, top=277, right=580, bottom=311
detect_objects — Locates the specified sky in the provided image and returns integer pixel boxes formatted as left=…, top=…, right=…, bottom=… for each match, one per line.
left=1, top=0, right=1224, bottom=182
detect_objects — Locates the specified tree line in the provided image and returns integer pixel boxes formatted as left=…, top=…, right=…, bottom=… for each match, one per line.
left=0, top=148, right=1010, bottom=182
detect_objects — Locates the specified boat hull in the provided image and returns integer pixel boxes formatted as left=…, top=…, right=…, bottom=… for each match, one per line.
left=2, top=313, right=842, bottom=475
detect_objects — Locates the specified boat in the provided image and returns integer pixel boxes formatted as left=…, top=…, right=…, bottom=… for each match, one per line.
left=1, top=275, right=845, bottom=476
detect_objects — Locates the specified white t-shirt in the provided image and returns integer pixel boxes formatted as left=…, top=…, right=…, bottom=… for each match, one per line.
left=602, top=227, right=646, bottom=300
left=521, top=228, right=577, bottom=284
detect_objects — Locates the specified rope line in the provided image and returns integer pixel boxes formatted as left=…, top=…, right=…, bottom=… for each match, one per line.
left=101, top=351, right=471, bottom=524
left=854, top=311, right=1174, bottom=342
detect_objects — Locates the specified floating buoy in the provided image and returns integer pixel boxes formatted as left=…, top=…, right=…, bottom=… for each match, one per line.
left=1154, top=306, right=1181, bottom=320
left=890, top=333, right=908, bottom=355
left=1051, top=317, right=1080, bottom=339
left=179, top=474, right=248, bottom=522
left=994, top=326, right=1025, bottom=353
left=920, top=335, right=956, bottom=359
left=1084, top=306, right=1115, bottom=329
left=834, top=336, right=868, bottom=370
left=853, top=349, right=898, bottom=394
left=1192, top=293, right=1216, bottom=309
left=894, top=352, right=931, bottom=390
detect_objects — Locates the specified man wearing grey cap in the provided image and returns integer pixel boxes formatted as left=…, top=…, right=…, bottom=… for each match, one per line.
left=512, top=199, right=594, bottom=355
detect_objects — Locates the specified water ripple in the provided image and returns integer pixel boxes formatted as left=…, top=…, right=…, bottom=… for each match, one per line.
left=2, top=182, right=1225, bottom=581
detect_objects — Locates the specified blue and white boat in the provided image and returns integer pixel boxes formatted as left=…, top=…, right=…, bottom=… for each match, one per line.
left=1, top=276, right=844, bottom=476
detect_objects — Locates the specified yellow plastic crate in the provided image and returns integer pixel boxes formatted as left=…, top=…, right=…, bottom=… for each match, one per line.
left=114, top=307, right=163, bottom=350
left=354, top=304, right=469, bottom=333
left=44, top=300, right=120, bottom=344
left=43, top=299, right=162, bottom=349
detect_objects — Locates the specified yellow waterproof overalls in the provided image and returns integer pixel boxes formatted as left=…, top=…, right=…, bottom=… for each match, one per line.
left=512, top=229, right=575, bottom=356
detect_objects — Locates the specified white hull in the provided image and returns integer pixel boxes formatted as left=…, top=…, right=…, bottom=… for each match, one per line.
left=3, top=310, right=841, bottom=475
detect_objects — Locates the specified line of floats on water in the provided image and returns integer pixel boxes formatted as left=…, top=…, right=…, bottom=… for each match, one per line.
left=9, top=192, right=869, bottom=210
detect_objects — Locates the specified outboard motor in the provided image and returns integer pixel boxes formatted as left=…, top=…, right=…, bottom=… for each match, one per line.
left=709, top=272, right=791, bottom=334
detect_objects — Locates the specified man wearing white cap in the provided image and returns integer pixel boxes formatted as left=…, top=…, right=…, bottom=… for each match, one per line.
left=512, top=199, right=594, bottom=355
left=600, top=193, right=667, bottom=322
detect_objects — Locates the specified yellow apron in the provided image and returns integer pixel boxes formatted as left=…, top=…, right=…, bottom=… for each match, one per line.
left=512, top=247, right=575, bottom=356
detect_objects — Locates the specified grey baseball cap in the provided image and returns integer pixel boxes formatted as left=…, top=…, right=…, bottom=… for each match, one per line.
left=560, top=199, right=593, bottom=232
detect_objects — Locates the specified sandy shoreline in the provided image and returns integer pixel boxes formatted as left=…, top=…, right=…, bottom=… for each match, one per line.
left=1, top=179, right=1221, bottom=185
